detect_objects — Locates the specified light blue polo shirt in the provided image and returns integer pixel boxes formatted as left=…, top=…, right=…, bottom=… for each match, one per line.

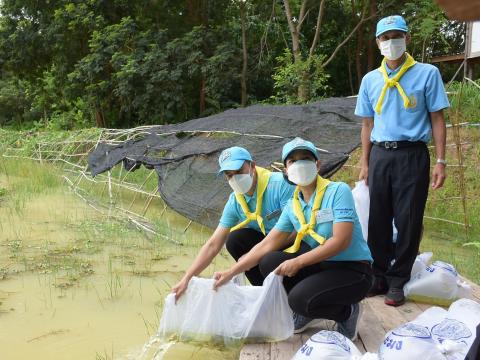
left=219, top=172, right=295, bottom=233
left=274, top=182, right=372, bottom=262
left=355, top=61, right=450, bottom=142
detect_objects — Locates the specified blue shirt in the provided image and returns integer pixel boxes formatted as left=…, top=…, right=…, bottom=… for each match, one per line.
left=219, top=172, right=295, bottom=233
left=355, top=61, right=450, bottom=143
left=274, top=182, right=372, bottom=262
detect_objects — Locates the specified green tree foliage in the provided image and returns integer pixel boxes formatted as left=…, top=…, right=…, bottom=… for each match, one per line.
left=0, top=0, right=466, bottom=129
left=272, top=49, right=329, bottom=104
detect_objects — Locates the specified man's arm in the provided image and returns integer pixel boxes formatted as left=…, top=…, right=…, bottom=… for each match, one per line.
left=359, top=117, right=374, bottom=185
left=213, top=228, right=291, bottom=289
left=430, top=110, right=447, bottom=190
left=172, top=225, right=230, bottom=301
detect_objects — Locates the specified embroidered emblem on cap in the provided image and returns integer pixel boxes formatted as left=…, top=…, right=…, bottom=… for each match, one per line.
left=384, top=16, right=396, bottom=25
left=219, top=150, right=231, bottom=163
left=292, top=137, right=306, bottom=146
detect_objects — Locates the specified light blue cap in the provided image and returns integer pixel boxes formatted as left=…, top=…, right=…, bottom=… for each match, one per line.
left=282, top=137, right=318, bottom=162
left=218, top=146, right=252, bottom=174
left=376, top=15, right=408, bottom=37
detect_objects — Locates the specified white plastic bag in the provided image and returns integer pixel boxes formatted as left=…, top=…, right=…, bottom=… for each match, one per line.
left=352, top=181, right=397, bottom=242
left=158, top=272, right=293, bottom=344
left=292, top=330, right=363, bottom=360
left=403, top=261, right=472, bottom=306
left=411, top=252, right=433, bottom=277
left=352, top=180, right=370, bottom=241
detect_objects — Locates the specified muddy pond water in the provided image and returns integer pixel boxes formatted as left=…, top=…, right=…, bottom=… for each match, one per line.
left=0, top=161, right=239, bottom=359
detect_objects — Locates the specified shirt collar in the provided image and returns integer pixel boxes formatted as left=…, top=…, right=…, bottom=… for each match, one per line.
left=298, top=190, right=316, bottom=210
left=384, top=55, right=407, bottom=76
left=244, top=187, right=257, bottom=203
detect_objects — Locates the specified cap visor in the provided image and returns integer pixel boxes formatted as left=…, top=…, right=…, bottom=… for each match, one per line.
left=217, top=159, right=245, bottom=176
left=376, top=28, right=407, bottom=37
left=283, top=146, right=319, bottom=161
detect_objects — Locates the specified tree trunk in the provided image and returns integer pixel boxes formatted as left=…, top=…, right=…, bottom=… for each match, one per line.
left=366, top=0, right=377, bottom=72
left=347, top=47, right=355, bottom=95
left=199, top=78, right=206, bottom=114
left=283, top=0, right=302, bottom=63
left=198, top=0, right=208, bottom=114
left=186, top=0, right=203, bottom=25
left=95, top=108, right=106, bottom=128
left=298, top=72, right=309, bottom=103
left=355, top=23, right=364, bottom=92
left=240, top=3, right=248, bottom=107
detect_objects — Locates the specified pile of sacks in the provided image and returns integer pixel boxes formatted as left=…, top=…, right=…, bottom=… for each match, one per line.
left=404, top=252, right=471, bottom=306
left=292, top=298, right=480, bottom=360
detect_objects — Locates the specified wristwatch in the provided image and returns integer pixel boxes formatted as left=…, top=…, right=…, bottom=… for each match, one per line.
left=436, top=158, right=447, bottom=165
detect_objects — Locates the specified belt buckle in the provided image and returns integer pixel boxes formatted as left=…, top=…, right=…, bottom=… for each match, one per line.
left=385, top=141, right=397, bottom=149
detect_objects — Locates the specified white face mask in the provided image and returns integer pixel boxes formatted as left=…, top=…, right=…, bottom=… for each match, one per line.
left=287, top=160, right=318, bottom=186
left=228, top=165, right=253, bottom=194
left=379, top=38, right=406, bottom=61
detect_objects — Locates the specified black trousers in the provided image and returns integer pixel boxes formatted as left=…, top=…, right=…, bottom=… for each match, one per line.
left=225, top=228, right=265, bottom=286
left=465, top=323, right=480, bottom=360
left=368, top=143, right=430, bottom=289
left=258, top=242, right=373, bottom=322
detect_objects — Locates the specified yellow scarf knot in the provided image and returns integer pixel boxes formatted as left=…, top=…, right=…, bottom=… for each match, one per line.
left=374, top=53, right=417, bottom=115
left=230, top=166, right=271, bottom=235
left=284, top=176, right=331, bottom=253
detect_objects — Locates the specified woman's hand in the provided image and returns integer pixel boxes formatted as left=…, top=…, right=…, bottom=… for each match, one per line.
left=172, top=277, right=190, bottom=303
left=274, top=258, right=302, bottom=277
left=213, top=269, right=234, bottom=290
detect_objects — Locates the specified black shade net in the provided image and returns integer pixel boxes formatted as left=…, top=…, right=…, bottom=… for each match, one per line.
left=88, top=97, right=362, bottom=228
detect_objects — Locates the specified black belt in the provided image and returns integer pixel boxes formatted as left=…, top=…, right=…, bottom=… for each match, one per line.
left=373, top=141, right=425, bottom=149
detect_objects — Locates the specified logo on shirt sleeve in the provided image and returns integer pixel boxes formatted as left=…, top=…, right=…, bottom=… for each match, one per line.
left=335, top=208, right=354, bottom=217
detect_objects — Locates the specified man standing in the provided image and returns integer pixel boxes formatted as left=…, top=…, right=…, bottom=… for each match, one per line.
left=355, top=15, right=449, bottom=306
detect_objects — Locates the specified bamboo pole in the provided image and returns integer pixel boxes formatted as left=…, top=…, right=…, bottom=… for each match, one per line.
left=451, top=81, right=469, bottom=237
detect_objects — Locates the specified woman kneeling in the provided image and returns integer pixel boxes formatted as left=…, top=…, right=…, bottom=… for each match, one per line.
left=213, top=137, right=373, bottom=340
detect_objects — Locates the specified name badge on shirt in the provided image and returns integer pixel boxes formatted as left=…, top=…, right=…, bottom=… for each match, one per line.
left=316, top=209, right=334, bottom=223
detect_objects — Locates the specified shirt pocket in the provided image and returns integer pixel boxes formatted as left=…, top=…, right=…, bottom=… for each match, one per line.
left=405, top=90, right=425, bottom=113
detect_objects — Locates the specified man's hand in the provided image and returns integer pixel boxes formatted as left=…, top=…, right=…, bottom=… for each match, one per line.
left=359, top=165, right=369, bottom=185
left=172, top=277, right=190, bottom=303
left=431, top=163, right=446, bottom=190
left=213, top=269, right=234, bottom=290
left=274, top=258, right=302, bottom=277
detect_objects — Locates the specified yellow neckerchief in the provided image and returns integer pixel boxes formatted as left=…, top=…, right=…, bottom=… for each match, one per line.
left=374, top=53, right=417, bottom=115
left=284, top=176, right=331, bottom=253
left=230, top=166, right=271, bottom=235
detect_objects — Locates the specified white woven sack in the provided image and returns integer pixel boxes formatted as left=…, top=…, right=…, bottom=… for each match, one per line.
left=292, top=330, right=363, bottom=360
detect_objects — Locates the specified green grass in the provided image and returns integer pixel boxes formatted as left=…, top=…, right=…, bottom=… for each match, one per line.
left=447, top=79, right=480, bottom=123
left=0, top=157, right=63, bottom=214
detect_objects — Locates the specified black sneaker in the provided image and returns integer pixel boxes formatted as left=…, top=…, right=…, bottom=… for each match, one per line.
left=336, top=303, right=363, bottom=341
left=293, top=313, right=325, bottom=334
left=384, top=287, right=405, bottom=306
left=366, top=277, right=388, bottom=297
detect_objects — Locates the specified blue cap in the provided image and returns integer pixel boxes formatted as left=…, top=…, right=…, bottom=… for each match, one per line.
left=376, top=15, right=408, bottom=37
left=282, top=137, right=318, bottom=162
left=218, top=146, right=252, bottom=174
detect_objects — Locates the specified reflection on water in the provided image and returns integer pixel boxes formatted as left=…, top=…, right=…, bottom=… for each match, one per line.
left=125, top=336, right=239, bottom=360
left=0, top=168, right=239, bottom=359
